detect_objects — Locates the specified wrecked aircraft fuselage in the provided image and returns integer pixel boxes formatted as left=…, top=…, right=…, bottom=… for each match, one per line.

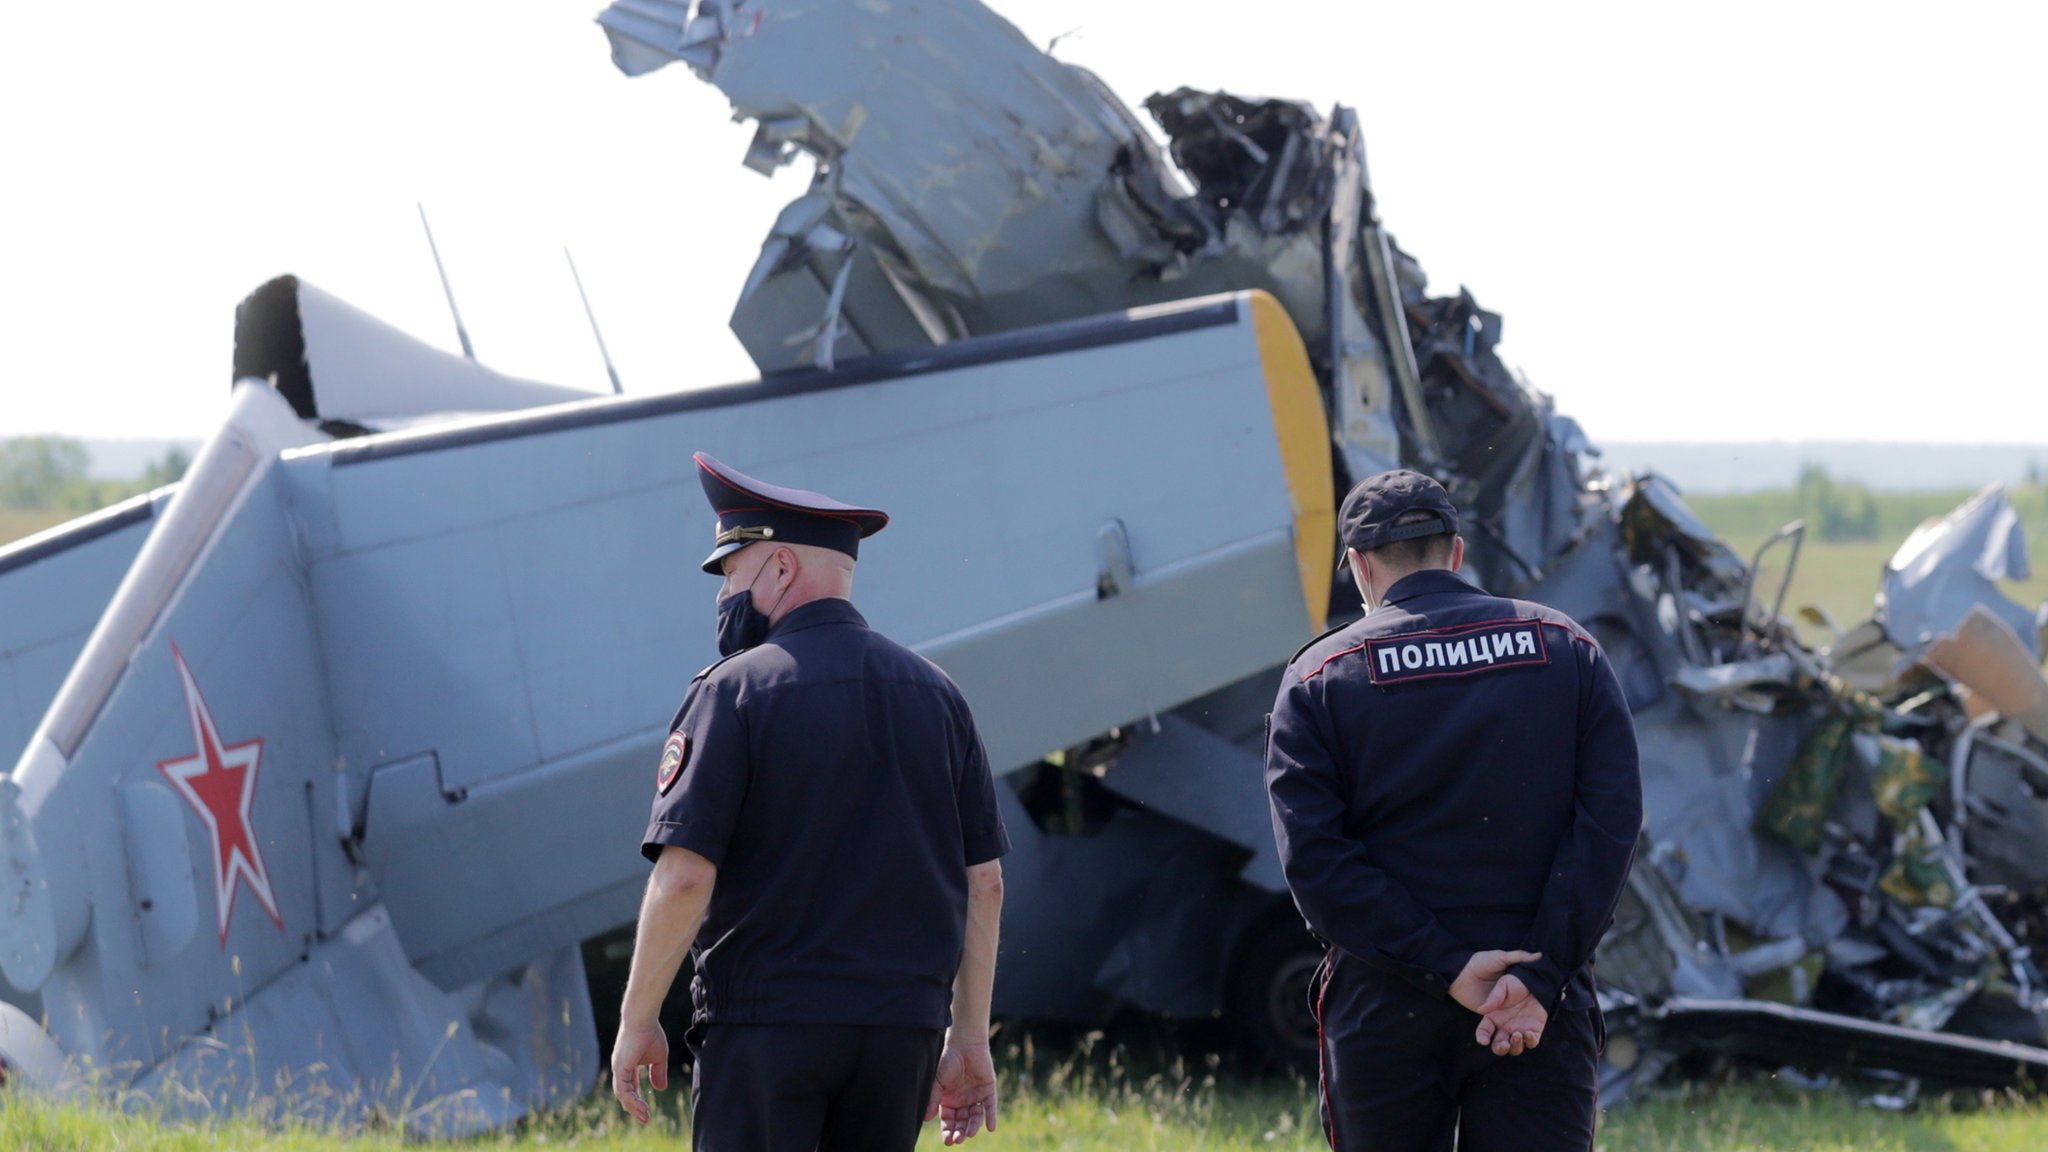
left=1, top=0, right=2045, bottom=1127
left=601, top=0, right=2048, bottom=1095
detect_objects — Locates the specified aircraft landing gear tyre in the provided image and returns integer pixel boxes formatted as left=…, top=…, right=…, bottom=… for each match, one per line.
left=1226, top=918, right=1322, bottom=1073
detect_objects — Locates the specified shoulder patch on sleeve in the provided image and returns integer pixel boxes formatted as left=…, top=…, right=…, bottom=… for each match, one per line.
left=657, top=731, right=689, bottom=795
left=1364, top=619, right=1549, bottom=685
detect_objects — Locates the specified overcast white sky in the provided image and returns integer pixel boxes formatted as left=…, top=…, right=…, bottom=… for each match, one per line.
left=2, top=1, right=2043, bottom=445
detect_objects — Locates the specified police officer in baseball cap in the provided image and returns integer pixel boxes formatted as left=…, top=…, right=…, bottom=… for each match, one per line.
left=612, top=454, right=1011, bottom=1150
left=1267, top=468, right=1643, bottom=1151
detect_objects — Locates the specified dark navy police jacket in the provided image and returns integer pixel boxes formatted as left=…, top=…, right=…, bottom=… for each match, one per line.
left=1266, top=568, right=1642, bottom=1013
left=644, top=597, right=1010, bottom=1030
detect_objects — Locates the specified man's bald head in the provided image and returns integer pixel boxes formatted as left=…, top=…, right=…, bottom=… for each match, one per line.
left=718, top=540, right=856, bottom=623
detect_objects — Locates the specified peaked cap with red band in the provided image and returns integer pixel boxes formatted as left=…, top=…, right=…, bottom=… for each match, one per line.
left=695, top=452, right=890, bottom=574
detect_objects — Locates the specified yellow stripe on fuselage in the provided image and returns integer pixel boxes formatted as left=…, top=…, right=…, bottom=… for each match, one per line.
left=1248, top=290, right=1335, bottom=634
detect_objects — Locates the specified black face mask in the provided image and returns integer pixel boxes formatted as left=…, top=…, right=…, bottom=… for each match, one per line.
left=714, top=553, right=790, bottom=657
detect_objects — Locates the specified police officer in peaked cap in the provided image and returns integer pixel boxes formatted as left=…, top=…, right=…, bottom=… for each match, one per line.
left=1265, top=469, right=1642, bottom=1150
left=611, top=453, right=1010, bottom=1150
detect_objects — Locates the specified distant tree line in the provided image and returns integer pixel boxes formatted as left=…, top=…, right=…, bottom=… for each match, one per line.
left=1682, top=465, right=2047, bottom=551
left=1794, top=463, right=1879, bottom=542
left=0, top=436, right=190, bottom=514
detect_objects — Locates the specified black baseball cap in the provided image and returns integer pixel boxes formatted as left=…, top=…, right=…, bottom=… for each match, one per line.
left=1338, top=469, right=1459, bottom=564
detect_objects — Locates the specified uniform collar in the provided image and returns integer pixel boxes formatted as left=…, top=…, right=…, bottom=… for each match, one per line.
left=767, top=596, right=868, bottom=638
left=1380, top=568, right=1475, bottom=607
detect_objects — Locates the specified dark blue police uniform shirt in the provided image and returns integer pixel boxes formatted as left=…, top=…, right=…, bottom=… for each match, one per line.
left=1266, top=568, right=1642, bottom=1013
left=644, top=597, right=1010, bottom=1030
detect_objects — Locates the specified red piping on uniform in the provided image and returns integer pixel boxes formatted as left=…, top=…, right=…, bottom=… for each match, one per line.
left=1302, top=644, right=1367, bottom=682
left=1317, top=946, right=1337, bottom=1151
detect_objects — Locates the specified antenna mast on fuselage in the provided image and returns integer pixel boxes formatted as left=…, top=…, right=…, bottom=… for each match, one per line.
left=565, top=249, right=624, bottom=395
left=416, top=203, right=477, bottom=362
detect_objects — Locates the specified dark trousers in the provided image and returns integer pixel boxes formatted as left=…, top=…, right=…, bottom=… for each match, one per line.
left=1318, top=959, right=1602, bottom=1152
left=689, top=1023, right=943, bottom=1152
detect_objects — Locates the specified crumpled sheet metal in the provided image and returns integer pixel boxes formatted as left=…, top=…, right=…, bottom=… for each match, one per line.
left=599, top=0, right=2048, bottom=1089
left=601, top=0, right=1151, bottom=319
left=598, top=0, right=710, bottom=76
left=1529, top=507, right=1844, bottom=953
left=1957, top=732, right=2048, bottom=891
left=1635, top=997, right=2048, bottom=1090
left=1879, top=484, right=2039, bottom=660
left=1090, top=717, right=1287, bottom=893
left=1927, top=605, right=2048, bottom=747
left=1639, top=708, right=1838, bottom=945
left=596, top=0, right=1610, bottom=583
left=1607, top=475, right=2048, bottom=1074
left=1672, top=652, right=1802, bottom=699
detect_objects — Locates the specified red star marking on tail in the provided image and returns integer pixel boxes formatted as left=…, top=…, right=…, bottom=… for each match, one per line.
left=158, top=642, right=283, bottom=946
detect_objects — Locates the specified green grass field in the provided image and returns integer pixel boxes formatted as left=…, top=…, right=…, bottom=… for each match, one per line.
left=5, top=1075, right=2048, bottom=1151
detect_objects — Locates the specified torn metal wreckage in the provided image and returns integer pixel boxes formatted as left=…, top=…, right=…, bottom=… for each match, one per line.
left=599, top=0, right=2048, bottom=1099
left=1, top=0, right=2046, bottom=1130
